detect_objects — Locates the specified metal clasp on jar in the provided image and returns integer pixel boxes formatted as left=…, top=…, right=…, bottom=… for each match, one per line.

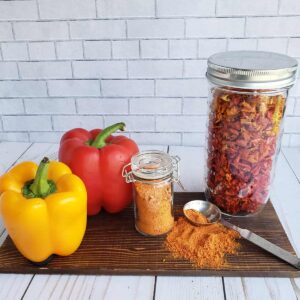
left=122, top=163, right=135, bottom=183
left=122, top=156, right=185, bottom=190
left=171, top=155, right=185, bottom=191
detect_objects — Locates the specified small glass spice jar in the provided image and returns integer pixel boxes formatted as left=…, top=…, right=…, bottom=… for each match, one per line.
left=122, top=150, right=181, bottom=236
left=205, top=51, right=298, bottom=217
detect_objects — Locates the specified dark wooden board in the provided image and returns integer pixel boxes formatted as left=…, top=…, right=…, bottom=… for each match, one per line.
left=0, top=193, right=299, bottom=277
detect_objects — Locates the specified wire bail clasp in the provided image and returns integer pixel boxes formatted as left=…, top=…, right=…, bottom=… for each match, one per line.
left=122, top=163, right=135, bottom=183
left=171, top=155, right=185, bottom=191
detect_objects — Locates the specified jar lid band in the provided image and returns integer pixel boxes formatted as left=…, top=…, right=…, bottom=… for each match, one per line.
left=207, top=51, right=298, bottom=89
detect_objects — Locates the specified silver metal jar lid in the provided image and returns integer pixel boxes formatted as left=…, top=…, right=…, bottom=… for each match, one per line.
left=206, top=51, right=298, bottom=89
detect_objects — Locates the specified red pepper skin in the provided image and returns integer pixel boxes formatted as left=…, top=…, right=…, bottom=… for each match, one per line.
left=58, top=125, right=139, bottom=215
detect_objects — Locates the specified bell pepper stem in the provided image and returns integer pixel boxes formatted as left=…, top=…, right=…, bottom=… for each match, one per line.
left=29, top=157, right=51, bottom=197
left=91, top=122, right=126, bottom=148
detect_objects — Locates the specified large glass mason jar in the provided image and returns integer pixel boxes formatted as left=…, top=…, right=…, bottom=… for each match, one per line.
left=205, top=51, right=298, bottom=217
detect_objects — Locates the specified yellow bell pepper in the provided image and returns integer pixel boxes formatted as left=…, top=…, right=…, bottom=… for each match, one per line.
left=0, top=157, right=87, bottom=264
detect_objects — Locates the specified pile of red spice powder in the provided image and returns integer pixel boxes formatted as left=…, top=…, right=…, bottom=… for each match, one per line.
left=165, top=217, right=240, bottom=269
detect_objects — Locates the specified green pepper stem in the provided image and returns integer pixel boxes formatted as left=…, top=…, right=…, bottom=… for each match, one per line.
left=91, top=122, right=125, bottom=148
left=29, top=157, right=51, bottom=197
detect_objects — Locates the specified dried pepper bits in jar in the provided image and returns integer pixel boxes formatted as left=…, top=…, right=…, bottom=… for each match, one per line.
left=207, top=90, right=285, bottom=215
left=205, top=51, right=298, bottom=216
left=123, top=150, right=181, bottom=236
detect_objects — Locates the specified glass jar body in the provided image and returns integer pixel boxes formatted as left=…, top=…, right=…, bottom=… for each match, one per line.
left=205, top=84, right=288, bottom=216
left=133, top=176, right=174, bottom=236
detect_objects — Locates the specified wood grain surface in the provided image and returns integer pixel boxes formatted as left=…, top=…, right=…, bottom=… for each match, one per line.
left=0, top=192, right=299, bottom=277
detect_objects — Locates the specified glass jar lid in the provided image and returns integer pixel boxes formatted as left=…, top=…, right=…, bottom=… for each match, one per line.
left=131, top=150, right=173, bottom=180
left=207, top=51, right=298, bottom=89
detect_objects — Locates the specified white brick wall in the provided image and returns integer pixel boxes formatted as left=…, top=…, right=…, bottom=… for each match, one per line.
left=19, top=61, right=72, bottom=79
left=3, top=116, right=52, bottom=131
left=257, top=38, right=288, bottom=53
left=38, top=0, right=96, bottom=20
left=217, top=0, right=278, bottom=16
left=0, top=62, right=19, bottom=79
left=186, top=18, right=245, bottom=38
left=0, top=99, right=24, bottom=114
left=157, top=0, right=215, bottom=17
left=14, top=22, right=69, bottom=40
left=101, top=80, right=154, bottom=97
left=70, top=20, right=126, bottom=39
left=47, top=80, right=100, bottom=97
left=1, top=43, right=28, bottom=61
left=0, top=81, right=47, bottom=97
left=246, top=17, right=300, bottom=37
left=73, top=61, right=127, bottom=78
left=0, top=0, right=300, bottom=146
left=112, top=41, right=139, bottom=59
left=0, top=1, right=38, bottom=20
left=56, top=41, right=83, bottom=60
left=130, top=98, right=181, bottom=114
left=104, top=116, right=155, bottom=131
left=279, top=0, right=300, bottom=15
left=77, top=98, right=128, bottom=114
left=156, top=116, right=207, bottom=131
left=169, top=40, right=198, bottom=59
left=156, top=79, right=208, bottom=97
left=140, top=40, right=168, bottom=58
left=127, top=19, right=184, bottom=38
left=28, top=42, right=56, bottom=60
left=24, top=98, right=76, bottom=114
left=131, top=132, right=181, bottom=145
left=96, top=0, right=155, bottom=18
left=288, top=39, right=300, bottom=57
left=184, top=60, right=207, bottom=78
left=0, top=23, right=13, bottom=41
left=198, top=39, right=227, bottom=58
left=53, top=116, right=103, bottom=131
left=128, top=60, right=183, bottom=78
left=228, top=39, right=257, bottom=51
left=83, top=41, right=111, bottom=59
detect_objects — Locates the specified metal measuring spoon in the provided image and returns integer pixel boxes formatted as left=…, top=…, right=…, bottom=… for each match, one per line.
left=183, top=200, right=221, bottom=226
left=183, top=200, right=300, bottom=270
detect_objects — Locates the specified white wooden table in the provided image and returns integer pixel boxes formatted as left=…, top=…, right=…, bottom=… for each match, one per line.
left=0, top=142, right=299, bottom=300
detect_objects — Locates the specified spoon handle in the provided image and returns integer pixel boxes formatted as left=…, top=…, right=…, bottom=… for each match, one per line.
left=221, top=219, right=300, bottom=269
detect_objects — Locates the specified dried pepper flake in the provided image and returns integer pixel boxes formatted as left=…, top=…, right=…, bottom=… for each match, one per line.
left=206, top=89, right=286, bottom=215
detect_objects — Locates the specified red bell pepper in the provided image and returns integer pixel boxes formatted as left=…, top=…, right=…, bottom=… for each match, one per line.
left=58, top=122, right=139, bottom=215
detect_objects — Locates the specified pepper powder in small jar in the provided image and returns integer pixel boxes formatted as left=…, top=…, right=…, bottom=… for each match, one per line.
left=123, top=150, right=181, bottom=236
